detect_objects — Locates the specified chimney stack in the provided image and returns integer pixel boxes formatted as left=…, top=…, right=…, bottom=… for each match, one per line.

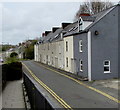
left=62, top=23, right=71, bottom=29
left=52, top=27, right=59, bottom=33
left=45, top=31, right=51, bottom=36
left=42, top=33, right=45, bottom=37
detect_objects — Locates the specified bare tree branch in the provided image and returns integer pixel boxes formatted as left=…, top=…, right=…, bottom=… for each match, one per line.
left=74, top=0, right=113, bottom=21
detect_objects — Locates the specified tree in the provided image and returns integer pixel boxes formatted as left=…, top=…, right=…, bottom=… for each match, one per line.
left=24, top=44, right=34, bottom=59
left=24, top=40, right=37, bottom=59
left=74, top=0, right=113, bottom=21
left=10, top=52, right=18, bottom=58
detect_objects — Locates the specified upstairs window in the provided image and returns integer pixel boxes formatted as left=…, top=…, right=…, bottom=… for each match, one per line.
left=79, top=40, right=83, bottom=52
left=48, top=43, right=49, bottom=50
left=66, top=41, right=68, bottom=52
left=78, top=17, right=84, bottom=32
left=104, top=60, right=110, bottom=73
left=59, top=44, right=61, bottom=54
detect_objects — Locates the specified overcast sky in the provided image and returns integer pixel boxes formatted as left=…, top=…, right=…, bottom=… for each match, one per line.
left=1, top=1, right=120, bottom=45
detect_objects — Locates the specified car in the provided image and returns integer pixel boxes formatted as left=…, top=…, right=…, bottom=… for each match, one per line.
left=0, top=58, right=4, bottom=63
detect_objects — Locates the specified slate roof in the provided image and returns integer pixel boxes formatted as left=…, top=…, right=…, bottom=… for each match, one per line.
left=85, top=5, right=116, bottom=31
left=38, top=28, right=63, bottom=44
left=48, top=28, right=63, bottom=42
left=63, top=4, right=118, bottom=37
left=37, top=4, right=119, bottom=44
left=81, top=16, right=96, bottom=22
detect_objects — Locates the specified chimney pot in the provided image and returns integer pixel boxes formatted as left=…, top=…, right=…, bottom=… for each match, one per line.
left=79, top=13, right=91, bottom=17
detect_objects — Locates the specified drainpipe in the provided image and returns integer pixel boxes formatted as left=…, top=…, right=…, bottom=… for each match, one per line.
left=88, top=31, right=92, bottom=81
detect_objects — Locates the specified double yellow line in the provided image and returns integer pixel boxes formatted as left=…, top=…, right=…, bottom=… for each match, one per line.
left=22, top=63, right=73, bottom=110
left=34, top=62, right=120, bottom=104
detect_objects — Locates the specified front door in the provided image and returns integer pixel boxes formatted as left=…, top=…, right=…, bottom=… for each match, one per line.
left=71, top=58, right=77, bottom=74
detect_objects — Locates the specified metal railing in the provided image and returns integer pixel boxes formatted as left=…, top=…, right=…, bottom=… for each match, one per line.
left=23, top=72, right=54, bottom=110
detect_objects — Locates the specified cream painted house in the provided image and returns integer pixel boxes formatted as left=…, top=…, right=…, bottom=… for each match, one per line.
left=64, top=36, right=74, bottom=73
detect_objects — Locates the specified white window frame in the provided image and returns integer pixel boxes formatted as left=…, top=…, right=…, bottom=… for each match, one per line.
left=80, top=60, right=83, bottom=72
left=79, top=40, right=83, bottom=52
left=104, top=60, right=111, bottom=73
left=78, top=17, right=84, bottom=31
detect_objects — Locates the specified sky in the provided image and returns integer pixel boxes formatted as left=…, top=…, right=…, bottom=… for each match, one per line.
left=1, top=0, right=120, bottom=45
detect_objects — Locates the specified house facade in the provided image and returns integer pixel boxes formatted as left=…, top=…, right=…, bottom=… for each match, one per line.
left=34, top=4, right=120, bottom=81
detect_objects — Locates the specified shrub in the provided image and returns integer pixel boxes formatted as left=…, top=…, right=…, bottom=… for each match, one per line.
left=5, top=57, right=19, bottom=64
left=10, top=52, right=18, bottom=58
left=2, top=62, right=22, bottom=81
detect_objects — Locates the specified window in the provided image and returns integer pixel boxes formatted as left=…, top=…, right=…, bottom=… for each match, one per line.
left=104, top=60, right=110, bottom=73
left=54, top=34, right=59, bottom=39
left=61, top=33, right=63, bottom=39
left=52, top=57, right=54, bottom=65
left=78, top=17, right=84, bottom=32
left=59, top=45, right=61, bottom=54
left=66, top=57, right=68, bottom=67
left=66, top=41, right=68, bottom=52
left=48, top=43, right=49, bottom=50
left=80, top=60, right=83, bottom=72
left=79, top=40, right=83, bottom=52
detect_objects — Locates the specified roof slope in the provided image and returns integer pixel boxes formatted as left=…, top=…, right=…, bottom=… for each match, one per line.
left=64, top=4, right=118, bottom=37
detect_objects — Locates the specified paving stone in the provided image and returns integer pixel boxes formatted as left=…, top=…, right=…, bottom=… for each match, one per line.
left=2, top=79, right=25, bottom=108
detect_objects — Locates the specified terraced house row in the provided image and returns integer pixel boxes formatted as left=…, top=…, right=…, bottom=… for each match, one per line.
left=34, top=4, right=120, bottom=81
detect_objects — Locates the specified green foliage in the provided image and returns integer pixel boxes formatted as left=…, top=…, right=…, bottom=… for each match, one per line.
left=5, top=57, right=19, bottom=64
left=2, top=45, right=15, bottom=52
left=24, top=45, right=34, bottom=59
left=10, top=52, right=18, bottom=58
left=24, top=40, right=37, bottom=59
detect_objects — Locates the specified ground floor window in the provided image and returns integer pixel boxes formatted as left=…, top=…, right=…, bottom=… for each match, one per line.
left=66, top=57, right=68, bottom=67
left=80, top=60, right=83, bottom=72
left=52, top=57, right=54, bottom=65
left=104, top=60, right=110, bottom=73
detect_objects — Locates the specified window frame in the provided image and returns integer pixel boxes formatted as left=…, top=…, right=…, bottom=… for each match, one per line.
left=78, top=17, right=84, bottom=31
left=79, top=40, right=83, bottom=52
left=104, top=60, right=111, bottom=73
left=66, top=57, right=68, bottom=67
left=48, top=43, right=49, bottom=50
left=66, top=41, right=68, bottom=52
left=80, top=60, right=83, bottom=72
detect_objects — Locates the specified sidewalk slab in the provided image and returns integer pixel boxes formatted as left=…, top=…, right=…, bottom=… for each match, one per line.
left=2, top=79, right=25, bottom=108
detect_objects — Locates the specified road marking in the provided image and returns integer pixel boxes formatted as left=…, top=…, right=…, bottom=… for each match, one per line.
left=34, top=61, right=120, bottom=104
left=22, top=63, right=73, bottom=110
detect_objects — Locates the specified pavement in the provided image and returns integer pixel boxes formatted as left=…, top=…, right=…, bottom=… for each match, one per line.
left=86, top=79, right=119, bottom=99
left=2, top=79, right=25, bottom=109
left=23, top=60, right=119, bottom=109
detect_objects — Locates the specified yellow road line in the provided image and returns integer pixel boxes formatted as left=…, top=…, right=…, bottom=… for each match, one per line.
left=22, top=63, right=73, bottom=110
left=34, top=62, right=120, bottom=104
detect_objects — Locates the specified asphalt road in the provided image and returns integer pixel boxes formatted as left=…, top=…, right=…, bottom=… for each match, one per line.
left=23, top=60, right=119, bottom=109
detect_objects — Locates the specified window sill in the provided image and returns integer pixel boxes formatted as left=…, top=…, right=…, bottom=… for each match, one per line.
left=104, top=71, right=111, bottom=74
